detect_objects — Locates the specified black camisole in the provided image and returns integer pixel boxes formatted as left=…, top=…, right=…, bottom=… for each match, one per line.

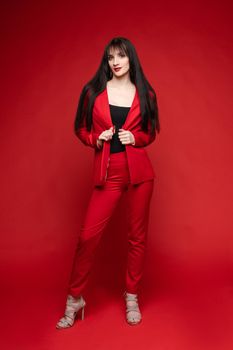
left=109, top=104, right=131, bottom=153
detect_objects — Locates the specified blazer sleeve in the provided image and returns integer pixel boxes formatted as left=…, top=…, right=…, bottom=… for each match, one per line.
left=131, top=118, right=156, bottom=147
left=75, top=116, right=102, bottom=149
left=131, top=90, right=158, bottom=147
left=75, top=92, right=102, bottom=150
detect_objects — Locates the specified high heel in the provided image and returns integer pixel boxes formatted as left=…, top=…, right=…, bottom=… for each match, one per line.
left=123, top=291, right=142, bottom=325
left=56, top=294, right=86, bottom=329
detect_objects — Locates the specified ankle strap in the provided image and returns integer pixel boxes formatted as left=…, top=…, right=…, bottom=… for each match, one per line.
left=124, top=291, right=138, bottom=301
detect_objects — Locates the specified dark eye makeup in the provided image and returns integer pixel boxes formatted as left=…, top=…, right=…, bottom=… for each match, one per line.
left=107, top=52, right=126, bottom=60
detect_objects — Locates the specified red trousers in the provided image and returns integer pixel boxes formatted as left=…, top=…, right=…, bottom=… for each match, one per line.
left=68, top=150, right=154, bottom=297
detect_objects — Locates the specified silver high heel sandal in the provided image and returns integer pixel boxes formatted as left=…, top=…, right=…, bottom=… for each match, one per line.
left=56, top=294, right=86, bottom=329
left=123, top=291, right=142, bottom=325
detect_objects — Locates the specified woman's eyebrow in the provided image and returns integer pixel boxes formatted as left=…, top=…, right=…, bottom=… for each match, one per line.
left=108, top=51, right=124, bottom=57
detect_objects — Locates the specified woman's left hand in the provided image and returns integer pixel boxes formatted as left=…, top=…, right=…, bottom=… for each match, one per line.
left=118, top=129, right=135, bottom=145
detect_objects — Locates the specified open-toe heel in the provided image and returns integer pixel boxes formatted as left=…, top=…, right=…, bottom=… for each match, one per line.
left=123, top=291, right=142, bottom=326
left=56, top=294, right=86, bottom=329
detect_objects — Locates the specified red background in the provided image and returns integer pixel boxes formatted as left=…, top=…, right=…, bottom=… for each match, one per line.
left=0, top=0, right=232, bottom=349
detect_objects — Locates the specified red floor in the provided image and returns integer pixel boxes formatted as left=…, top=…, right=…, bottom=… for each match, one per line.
left=1, top=284, right=232, bottom=350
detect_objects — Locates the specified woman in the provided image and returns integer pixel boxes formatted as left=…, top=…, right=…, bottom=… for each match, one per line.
left=56, top=36, right=160, bottom=329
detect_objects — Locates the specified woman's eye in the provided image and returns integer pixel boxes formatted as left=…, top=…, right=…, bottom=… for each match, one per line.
left=108, top=53, right=125, bottom=60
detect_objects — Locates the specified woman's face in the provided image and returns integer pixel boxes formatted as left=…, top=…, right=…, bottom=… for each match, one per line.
left=107, top=46, right=130, bottom=78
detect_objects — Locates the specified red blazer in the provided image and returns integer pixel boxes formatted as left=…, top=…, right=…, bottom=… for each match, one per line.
left=76, top=86, right=157, bottom=186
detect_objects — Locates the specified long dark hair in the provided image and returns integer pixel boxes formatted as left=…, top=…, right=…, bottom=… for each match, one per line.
left=74, top=36, right=160, bottom=137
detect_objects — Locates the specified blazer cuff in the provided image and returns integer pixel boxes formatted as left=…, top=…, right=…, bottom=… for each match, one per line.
left=131, top=130, right=155, bottom=147
left=92, top=132, right=103, bottom=149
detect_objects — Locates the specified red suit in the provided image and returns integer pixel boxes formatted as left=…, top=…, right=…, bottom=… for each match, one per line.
left=68, top=86, right=156, bottom=297
left=75, top=87, right=156, bottom=186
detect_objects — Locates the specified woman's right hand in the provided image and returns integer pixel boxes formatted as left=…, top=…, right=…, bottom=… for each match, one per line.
left=97, top=126, right=115, bottom=147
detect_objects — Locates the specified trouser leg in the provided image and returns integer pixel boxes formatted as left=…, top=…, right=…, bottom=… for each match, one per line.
left=67, top=162, right=127, bottom=298
left=125, top=179, right=154, bottom=294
